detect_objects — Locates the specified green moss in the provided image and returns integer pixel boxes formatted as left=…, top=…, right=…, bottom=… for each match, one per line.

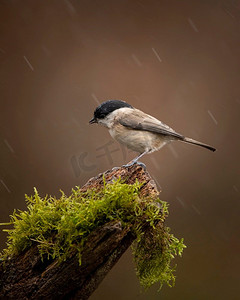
left=0, top=178, right=186, bottom=289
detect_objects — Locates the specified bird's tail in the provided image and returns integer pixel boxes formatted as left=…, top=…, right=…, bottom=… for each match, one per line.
left=182, top=137, right=216, bottom=152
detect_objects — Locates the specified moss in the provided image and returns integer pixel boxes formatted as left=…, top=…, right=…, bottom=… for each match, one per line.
left=0, top=178, right=186, bottom=289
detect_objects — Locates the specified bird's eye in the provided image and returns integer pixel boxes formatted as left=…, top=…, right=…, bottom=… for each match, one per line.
left=99, top=114, right=105, bottom=119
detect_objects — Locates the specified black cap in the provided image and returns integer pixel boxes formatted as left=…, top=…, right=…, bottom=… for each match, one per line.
left=89, top=100, right=133, bottom=123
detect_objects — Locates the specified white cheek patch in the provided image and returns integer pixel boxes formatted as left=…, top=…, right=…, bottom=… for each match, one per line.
left=98, top=116, right=113, bottom=128
left=97, top=107, right=134, bottom=129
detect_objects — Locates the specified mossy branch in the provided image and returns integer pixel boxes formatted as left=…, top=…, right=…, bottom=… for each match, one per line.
left=0, top=164, right=185, bottom=299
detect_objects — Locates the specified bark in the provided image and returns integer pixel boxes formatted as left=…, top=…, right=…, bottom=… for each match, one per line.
left=0, top=164, right=160, bottom=300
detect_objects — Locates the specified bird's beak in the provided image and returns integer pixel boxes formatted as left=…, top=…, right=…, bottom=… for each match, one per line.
left=89, top=117, right=97, bottom=124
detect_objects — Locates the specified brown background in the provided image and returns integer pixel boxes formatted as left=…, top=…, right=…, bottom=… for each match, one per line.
left=0, top=1, right=240, bottom=299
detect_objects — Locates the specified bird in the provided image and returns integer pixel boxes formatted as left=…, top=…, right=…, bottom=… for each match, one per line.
left=89, top=100, right=216, bottom=166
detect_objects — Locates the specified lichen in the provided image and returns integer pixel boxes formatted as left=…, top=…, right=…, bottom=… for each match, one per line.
left=0, top=178, right=186, bottom=289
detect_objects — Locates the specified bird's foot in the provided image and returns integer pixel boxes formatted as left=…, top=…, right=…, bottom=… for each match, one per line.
left=111, top=166, right=120, bottom=171
left=135, top=161, right=147, bottom=170
left=122, top=160, right=146, bottom=170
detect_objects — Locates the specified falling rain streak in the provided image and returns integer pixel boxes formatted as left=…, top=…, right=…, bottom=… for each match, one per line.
left=0, top=179, right=11, bottom=193
left=152, top=47, right=162, bottom=62
left=131, top=54, right=142, bottom=67
left=150, top=156, right=160, bottom=170
left=23, top=56, right=34, bottom=71
left=64, top=0, right=76, bottom=15
left=188, top=18, right=199, bottom=32
left=233, top=185, right=238, bottom=192
left=176, top=196, right=185, bottom=208
left=151, top=174, right=162, bottom=190
left=223, top=7, right=235, bottom=18
left=4, top=139, right=14, bottom=153
left=168, top=144, right=179, bottom=159
left=192, top=204, right=201, bottom=215
left=207, top=110, right=218, bottom=125
left=91, top=93, right=100, bottom=105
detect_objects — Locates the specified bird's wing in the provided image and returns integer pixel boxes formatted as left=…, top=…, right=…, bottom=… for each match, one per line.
left=119, top=110, right=184, bottom=140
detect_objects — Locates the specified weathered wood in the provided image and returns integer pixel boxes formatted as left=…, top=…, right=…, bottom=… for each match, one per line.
left=0, top=164, right=160, bottom=299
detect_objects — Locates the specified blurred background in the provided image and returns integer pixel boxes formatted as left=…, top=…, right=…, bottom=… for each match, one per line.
left=0, top=0, right=240, bottom=299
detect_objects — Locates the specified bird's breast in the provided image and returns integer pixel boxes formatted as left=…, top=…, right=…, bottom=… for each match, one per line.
left=109, top=124, right=168, bottom=153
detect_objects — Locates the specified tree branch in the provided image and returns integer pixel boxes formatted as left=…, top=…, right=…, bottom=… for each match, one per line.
left=0, top=164, right=160, bottom=299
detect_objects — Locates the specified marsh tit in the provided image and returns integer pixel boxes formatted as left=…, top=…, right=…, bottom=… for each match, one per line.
left=89, top=100, right=216, bottom=164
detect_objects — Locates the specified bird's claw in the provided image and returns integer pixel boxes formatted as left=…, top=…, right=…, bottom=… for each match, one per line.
left=122, top=160, right=146, bottom=170
left=135, top=161, right=147, bottom=170
left=111, top=166, right=120, bottom=171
